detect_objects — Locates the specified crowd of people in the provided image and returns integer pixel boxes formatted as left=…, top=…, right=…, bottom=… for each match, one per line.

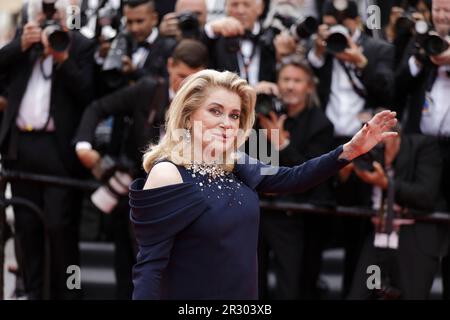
left=0, top=0, right=449, bottom=300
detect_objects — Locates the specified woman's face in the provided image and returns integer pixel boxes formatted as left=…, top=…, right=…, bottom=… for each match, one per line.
left=189, top=88, right=242, bottom=160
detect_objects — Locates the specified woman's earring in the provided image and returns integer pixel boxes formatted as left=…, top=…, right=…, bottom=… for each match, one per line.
left=184, top=128, right=191, bottom=143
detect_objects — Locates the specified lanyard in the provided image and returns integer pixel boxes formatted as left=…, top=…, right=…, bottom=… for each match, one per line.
left=237, top=39, right=258, bottom=83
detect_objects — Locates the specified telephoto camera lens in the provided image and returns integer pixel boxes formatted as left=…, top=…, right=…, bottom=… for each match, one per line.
left=326, top=25, right=350, bottom=54
left=423, top=34, right=449, bottom=56
left=294, top=16, right=318, bottom=39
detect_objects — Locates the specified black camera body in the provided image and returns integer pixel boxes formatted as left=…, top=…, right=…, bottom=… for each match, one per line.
left=102, top=31, right=132, bottom=88
left=259, top=14, right=318, bottom=49
left=41, top=19, right=70, bottom=52
left=255, top=93, right=286, bottom=117
left=353, top=143, right=385, bottom=172
left=40, top=1, right=70, bottom=52
left=177, top=11, right=200, bottom=39
left=395, top=13, right=449, bottom=57
left=273, top=14, right=318, bottom=40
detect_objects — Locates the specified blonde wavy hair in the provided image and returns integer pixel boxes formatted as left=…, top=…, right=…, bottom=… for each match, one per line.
left=142, top=69, right=256, bottom=173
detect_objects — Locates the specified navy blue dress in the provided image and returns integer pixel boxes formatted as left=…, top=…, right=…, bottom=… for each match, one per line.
left=129, top=146, right=349, bottom=299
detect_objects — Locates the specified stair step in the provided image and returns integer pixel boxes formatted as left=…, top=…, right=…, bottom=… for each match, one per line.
left=79, top=242, right=115, bottom=269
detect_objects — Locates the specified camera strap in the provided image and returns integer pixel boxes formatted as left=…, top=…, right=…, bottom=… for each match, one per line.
left=237, top=37, right=259, bottom=83
left=338, top=60, right=367, bottom=99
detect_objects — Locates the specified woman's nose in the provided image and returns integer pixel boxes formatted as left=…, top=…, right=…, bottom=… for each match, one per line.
left=220, top=116, right=233, bottom=129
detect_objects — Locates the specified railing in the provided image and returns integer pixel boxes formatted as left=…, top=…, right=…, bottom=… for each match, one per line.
left=0, top=170, right=449, bottom=299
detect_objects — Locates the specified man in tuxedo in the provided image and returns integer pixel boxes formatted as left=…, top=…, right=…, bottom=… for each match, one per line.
left=307, top=0, right=395, bottom=297
left=202, top=0, right=277, bottom=85
left=96, top=0, right=176, bottom=90
left=347, top=130, right=449, bottom=299
left=395, top=0, right=450, bottom=299
left=74, top=39, right=208, bottom=299
left=254, top=56, right=335, bottom=299
left=0, top=0, right=95, bottom=299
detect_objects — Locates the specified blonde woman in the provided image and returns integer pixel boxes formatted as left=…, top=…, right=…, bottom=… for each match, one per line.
left=129, top=69, right=397, bottom=299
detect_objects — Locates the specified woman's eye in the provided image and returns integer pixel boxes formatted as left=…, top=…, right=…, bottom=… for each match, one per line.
left=210, top=109, right=221, bottom=116
left=230, top=114, right=240, bottom=120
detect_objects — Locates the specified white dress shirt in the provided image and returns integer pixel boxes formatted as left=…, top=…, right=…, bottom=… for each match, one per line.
left=16, top=56, right=55, bottom=131
left=418, top=64, right=450, bottom=137
left=204, top=21, right=261, bottom=86
left=308, top=28, right=366, bottom=137
left=237, top=22, right=261, bottom=86
left=132, top=28, right=159, bottom=69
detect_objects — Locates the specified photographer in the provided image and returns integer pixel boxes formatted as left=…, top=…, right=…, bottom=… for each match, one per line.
left=203, top=0, right=277, bottom=85
left=158, top=0, right=207, bottom=41
left=74, top=39, right=208, bottom=299
left=96, top=0, right=176, bottom=90
left=306, top=0, right=395, bottom=297
left=347, top=127, right=448, bottom=299
left=255, top=56, right=335, bottom=299
left=395, top=0, right=450, bottom=299
left=0, top=0, right=95, bottom=299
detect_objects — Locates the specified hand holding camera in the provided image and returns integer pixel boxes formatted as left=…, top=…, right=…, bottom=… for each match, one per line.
left=429, top=39, right=450, bottom=65
left=209, top=16, right=244, bottom=38
left=160, top=11, right=201, bottom=39
left=159, top=12, right=182, bottom=38
left=354, top=161, right=388, bottom=190
left=41, top=26, right=69, bottom=63
left=76, top=148, right=101, bottom=169
left=21, top=22, right=43, bottom=52
left=121, top=55, right=136, bottom=74
left=258, top=111, right=290, bottom=150
left=313, top=24, right=329, bottom=58
left=273, top=31, right=297, bottom=60
left=334, top=36, right=368, bottom=68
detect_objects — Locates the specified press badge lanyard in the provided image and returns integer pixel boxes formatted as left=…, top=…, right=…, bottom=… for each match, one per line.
left=237, top=39, right=258, bottom=83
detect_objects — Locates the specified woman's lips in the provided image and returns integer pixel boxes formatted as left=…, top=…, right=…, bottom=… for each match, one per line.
left=212, top=133, right=231, bottom=142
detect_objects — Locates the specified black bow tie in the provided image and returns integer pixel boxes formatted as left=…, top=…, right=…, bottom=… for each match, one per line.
left=242, top=30, right=259, bottom=42
left=137, top=41, right=151, bottom=50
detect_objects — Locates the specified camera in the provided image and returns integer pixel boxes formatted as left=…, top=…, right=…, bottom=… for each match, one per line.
left=326, top=24, right=350, bottom=54
left=90, top=155, right=134, bottom=214
left=255, top=93, right=286, bottom=117
left=102, top=31, right=132, bottom=88
left=177, top=11, right=200, bottom=39
left=96, top=3, right=121, bottom=41
left=353, top=143, right=385, bottom=172
left=395, top=12, right=449, bottom=57
left=273, top=14, right=319, bottom=40
left=41, top=0, right=70, bottom=52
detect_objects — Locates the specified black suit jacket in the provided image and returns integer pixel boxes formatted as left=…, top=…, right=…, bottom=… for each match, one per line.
left=131, top=35, right=176, bottom=81
left=278, top=106, right=336, bottom=205
left=311, top=33, right=395, bottom=112
left=392, top=134, right=448, bottom=257
left=208, top=30, right=277, bottom=83
left=74, top=76, right=169, bottom=173
left=0, top=31, right=96, bottom=174
left=394, top=51, right=439, bottom=134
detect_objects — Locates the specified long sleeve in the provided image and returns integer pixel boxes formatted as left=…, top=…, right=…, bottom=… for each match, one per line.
left=234, top=145, right=350, bottom=194
left=74, top=77, right=156, bottom=144
left=364, top=41, right=395, bottom=107
left=395, top=137, right=442, bottom=212
left=0, top=36, right=25, bottom=70
left=55, top=33, right=96, bottom=107
left=279, top=117, right=334, bottom=167
left=129, top=178, right=209, bottom=299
